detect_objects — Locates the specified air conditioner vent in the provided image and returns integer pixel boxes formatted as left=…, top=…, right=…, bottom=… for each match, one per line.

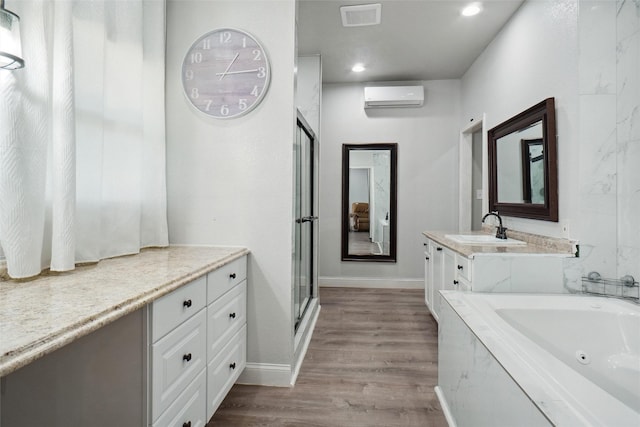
left=364, top=86, right=424, bottom=108
left=340, top=4, right=382, bottom=27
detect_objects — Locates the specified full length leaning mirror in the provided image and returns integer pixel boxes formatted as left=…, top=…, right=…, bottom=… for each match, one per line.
left=488, top=97, right=558, bottom=221
left=341, top=143, right=397, bottom=262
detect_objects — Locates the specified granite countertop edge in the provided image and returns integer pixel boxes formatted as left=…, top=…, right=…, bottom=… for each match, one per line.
left=0, top=245, right=249, bottom=377
left=422, top=230, right=575, bottom=258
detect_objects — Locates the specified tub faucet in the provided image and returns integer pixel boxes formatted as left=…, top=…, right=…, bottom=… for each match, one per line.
left=482, top=211, right=508, bottom=239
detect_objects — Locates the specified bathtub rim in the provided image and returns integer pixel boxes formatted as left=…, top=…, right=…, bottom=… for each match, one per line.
left=440, top=291, right=640, bottom=427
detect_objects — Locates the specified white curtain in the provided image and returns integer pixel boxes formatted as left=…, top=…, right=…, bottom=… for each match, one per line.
left=0, top=0, right=168, bottom=279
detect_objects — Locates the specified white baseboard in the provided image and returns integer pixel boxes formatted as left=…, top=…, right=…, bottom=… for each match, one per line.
left=319, top=276, right=423, bottom=289
left=434, top=386, right=456, bottom=427
left=236, top=301, right=321, bottom=388
left=237, top=363, right=292, bottom=387
left=291, top=301, right=320, bottom=385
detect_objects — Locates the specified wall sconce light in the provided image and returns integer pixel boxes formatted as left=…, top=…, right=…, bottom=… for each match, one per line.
left=0, top=0, right=25, bottom=70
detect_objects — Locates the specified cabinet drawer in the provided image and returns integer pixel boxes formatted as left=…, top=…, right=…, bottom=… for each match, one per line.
left=152, top=369, right=207, bottom=427
left=423, top=239, right=432, bottom=254
left=152, top=276, right=207, bottom=342
left=151, top=309, right=207, bottom=421
left=207, top=281, right=247, bottom=362
left=208, top=256, right=247, bottom=304
left=456, top=255, right=472, bottom=282
left=206, top=325, right=246, bottom=420
left=424, top=239, right=433, bottom=259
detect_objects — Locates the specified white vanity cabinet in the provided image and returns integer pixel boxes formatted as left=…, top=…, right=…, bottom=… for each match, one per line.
left=423, top=242, right=433, bottom=308
left=149, top=255, right=248, bottom=426
left=453, top=253, right=472, bottom=292
left=205, top=256, right=247, bottom=419
left=149, top=276, right=208, bottom=426
left=0, top=247, right=249, bottom=427
left=424, top=240, right=465, bottom=321
left=423, top=233, right=568, bottom=323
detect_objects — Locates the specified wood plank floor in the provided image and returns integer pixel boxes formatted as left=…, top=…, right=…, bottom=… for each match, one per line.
left=207, top=287, right=448, bottom=426
left=348, top=231, right=381, bottom=255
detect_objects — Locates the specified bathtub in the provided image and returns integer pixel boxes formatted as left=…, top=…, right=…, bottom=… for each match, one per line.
left=436, top=291, right=640, bottom=427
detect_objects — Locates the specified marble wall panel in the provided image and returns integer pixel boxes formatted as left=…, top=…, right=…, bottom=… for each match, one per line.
left=472, top=256, right=565, bottom=293
left=578, top=93, right=617, bottom=279
left=577, top=0, right=639, bottom=284
left=579, top=1, right=617, bottom=94
left=437, top=300, right=551, bottom=427
left=616, top=1, right=640, bottom=280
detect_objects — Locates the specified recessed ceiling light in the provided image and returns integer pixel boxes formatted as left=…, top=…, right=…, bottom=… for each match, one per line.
left=352, top=64, right=366, bottom=73
left=462, top=2, right=482, bottom=17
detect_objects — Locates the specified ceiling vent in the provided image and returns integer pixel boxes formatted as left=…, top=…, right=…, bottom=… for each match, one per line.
left=340, top=3, right=382, bottom=27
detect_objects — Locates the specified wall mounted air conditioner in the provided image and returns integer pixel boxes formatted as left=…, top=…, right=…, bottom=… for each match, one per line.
left=364, top=85, right=424, bottom=108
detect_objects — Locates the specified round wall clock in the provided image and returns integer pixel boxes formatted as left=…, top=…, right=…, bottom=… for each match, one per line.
left=181, top=28, right=271, bottom=119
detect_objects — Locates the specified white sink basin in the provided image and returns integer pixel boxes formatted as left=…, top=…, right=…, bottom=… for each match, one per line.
left=444, top=234, right=526, bottom=246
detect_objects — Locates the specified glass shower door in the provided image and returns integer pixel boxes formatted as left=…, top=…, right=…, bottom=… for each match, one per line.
left=294, top=112, right=316, bottom=331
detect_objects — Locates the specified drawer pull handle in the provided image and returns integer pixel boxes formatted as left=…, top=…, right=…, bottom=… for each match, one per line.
left=229, top=362, right=236, bottom=370
left=457, top=265, right=463, bottom=270
left=229, top=312, right=236, bottom=319
left=229, top=273, right=237, bottom=279
left=436, top=247, right=443, bottom=251
left=425, top=256, right=429, bottom=261
left=183, top=299, right=192, bottom=308
left=183, top=353, right=192, bottom=362
left=453, top=280, right=459, bottom=285
left=183, top=422, right=192, bottom=427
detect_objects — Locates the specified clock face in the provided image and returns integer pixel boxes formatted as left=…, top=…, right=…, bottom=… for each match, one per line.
left=181, top=28, right=271, bottom=119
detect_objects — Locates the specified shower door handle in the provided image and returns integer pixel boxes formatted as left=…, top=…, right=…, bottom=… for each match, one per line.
left=296, top=216, right=318, bottom=223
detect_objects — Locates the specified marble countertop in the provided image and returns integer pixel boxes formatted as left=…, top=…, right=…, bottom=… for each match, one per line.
left=0, top=245, right=249, bottom=377
left=423, top=230, right=575, bottom=258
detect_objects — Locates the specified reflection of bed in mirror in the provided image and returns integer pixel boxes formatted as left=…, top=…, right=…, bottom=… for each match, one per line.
left=341, top=143, right=397, bottom=262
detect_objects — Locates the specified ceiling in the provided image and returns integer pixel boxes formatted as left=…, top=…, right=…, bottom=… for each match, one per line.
left=297, top=0, right=524, bottom=83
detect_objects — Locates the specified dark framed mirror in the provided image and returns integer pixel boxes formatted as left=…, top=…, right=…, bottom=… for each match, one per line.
left=488, top=97, right=558, bottom=221
left=341, top=143, right=397, bottom=262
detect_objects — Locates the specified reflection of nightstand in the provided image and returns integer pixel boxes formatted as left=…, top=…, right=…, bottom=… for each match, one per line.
left=380, top=219, right=389, bottom=253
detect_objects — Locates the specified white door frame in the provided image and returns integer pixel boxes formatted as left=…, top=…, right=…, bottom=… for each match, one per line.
left=458, top=115, right=487, bottom=231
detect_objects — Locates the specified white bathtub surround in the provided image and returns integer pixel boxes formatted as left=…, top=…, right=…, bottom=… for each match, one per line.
left=438, top=291, right=640, bottom=427
left=0, top=0, right=168, bottom=279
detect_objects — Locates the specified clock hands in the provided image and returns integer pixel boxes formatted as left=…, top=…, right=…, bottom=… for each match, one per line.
left=215, top=68, right=260, bottom=76
left=218, top=52, right=240, bottom=80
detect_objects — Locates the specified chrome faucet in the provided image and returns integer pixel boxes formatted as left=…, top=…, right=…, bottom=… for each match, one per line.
left=482, top=211, right=508, bottom=239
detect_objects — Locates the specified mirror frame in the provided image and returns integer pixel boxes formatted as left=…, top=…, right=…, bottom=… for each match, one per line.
left=488, top=97, right=558, bottom=221
left=341, top=143, right=398, bottom=262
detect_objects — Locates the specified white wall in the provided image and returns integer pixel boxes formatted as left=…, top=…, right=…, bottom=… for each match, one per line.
left=319, top=81, right=461, bottom=286
left=165, top=0, right=297, bottom=378
left=461, top=0, right=579, bottom=239
left=471, top=130, right=483, bottom=230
